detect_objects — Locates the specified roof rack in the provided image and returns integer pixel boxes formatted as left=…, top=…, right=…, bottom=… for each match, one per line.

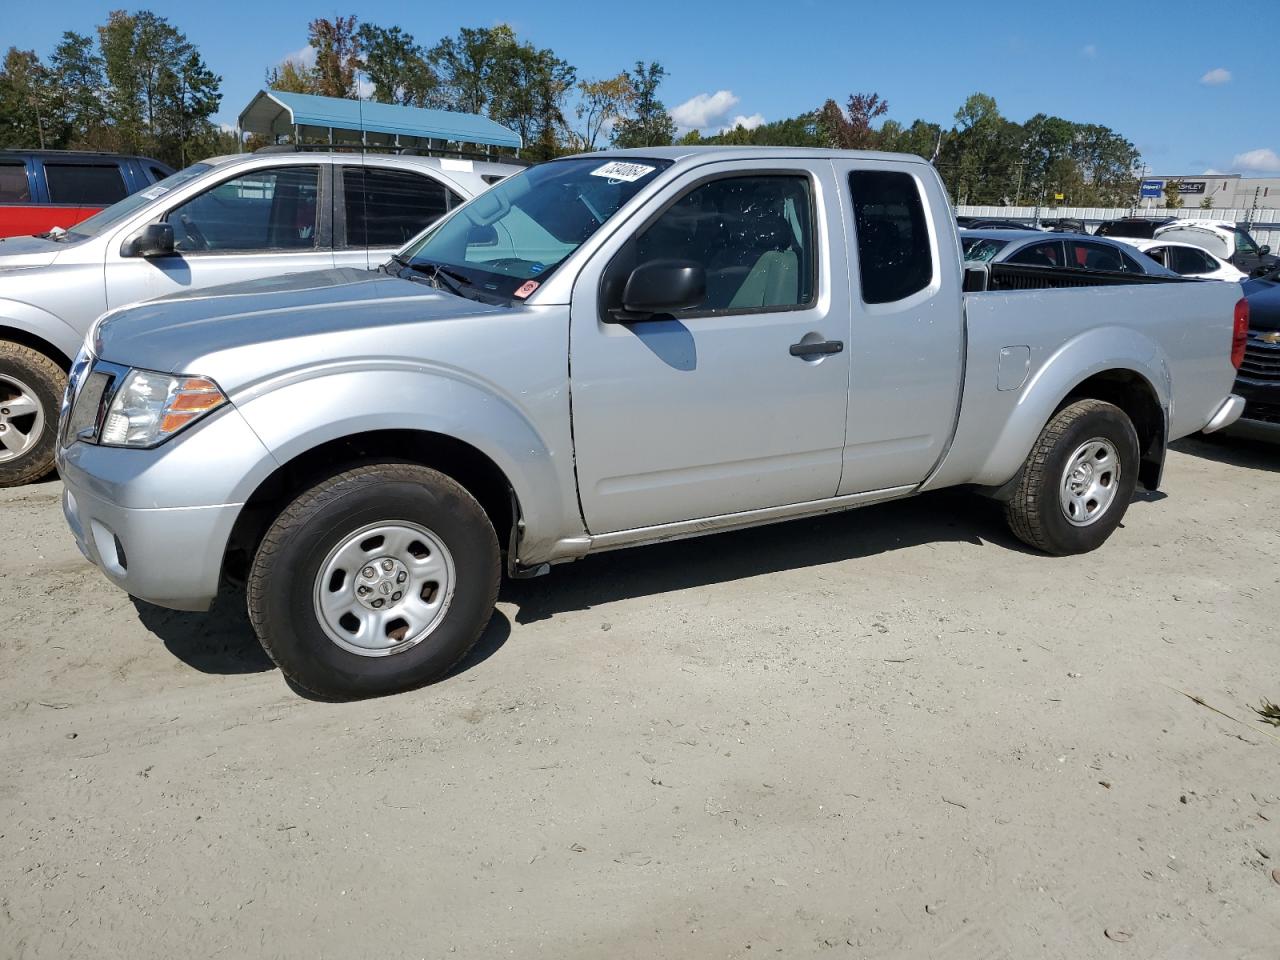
left=249, top=143, right=529, bottom=165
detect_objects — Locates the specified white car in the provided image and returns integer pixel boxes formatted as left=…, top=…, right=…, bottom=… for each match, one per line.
left=1116, top=238, right=1246, bottom=281
left=1151, top=220, right=1273, bottom=276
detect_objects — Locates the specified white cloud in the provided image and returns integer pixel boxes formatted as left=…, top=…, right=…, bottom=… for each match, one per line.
left=670, top=90, right=740, bottom=130
left=723, top=113, right=765, bottom=132
left=356, top=77, right=375, bottom=99
left=1233, top=148, right=1280, bottom=173
left=1199, top=67, right=1231, bottom=86
left=1201, top=168, right=1228, bottom=176
left=284, top=44, right=316, bottom=69
left=1080, top=44, right=1097, bottom=58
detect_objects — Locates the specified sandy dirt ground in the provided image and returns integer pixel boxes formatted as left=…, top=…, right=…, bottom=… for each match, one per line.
left=1, top=434, right=1278, bottom=959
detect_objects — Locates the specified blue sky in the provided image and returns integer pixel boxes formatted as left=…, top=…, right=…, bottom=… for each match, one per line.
left=7, top=0, right=1277, bottom=176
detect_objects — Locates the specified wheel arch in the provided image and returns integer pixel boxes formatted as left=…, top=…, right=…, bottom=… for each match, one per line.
left=0, top=322, right=75, bottom=370
left=225, top=428, right=525, bottom=584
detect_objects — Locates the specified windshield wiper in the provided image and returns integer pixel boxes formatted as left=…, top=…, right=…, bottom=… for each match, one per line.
left=401, top=259, right=473, bottom=298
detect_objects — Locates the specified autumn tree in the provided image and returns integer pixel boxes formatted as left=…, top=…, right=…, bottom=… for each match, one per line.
left=309, top=16, right=361, bottom=99
left=819, top=92, right=889, bottom=149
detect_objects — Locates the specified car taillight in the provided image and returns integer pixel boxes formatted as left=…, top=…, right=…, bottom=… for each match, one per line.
left=1231, top=298, right=1249, bottom=369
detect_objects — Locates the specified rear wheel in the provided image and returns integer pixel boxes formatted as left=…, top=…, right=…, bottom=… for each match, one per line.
left=247, top=463, right=500, bottom=699
left=1005, top=399, right=1139, bottom=555
left=0, top=342, right=65, bottom=488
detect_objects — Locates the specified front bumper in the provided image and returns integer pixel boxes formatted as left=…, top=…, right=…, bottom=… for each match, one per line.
left=62, top=479, right=241, bottom=611
left=56, top=403, right=277, bottom=612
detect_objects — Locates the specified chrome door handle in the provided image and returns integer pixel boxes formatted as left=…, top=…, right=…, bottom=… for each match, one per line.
left=789, top=339, right=844, bottom=358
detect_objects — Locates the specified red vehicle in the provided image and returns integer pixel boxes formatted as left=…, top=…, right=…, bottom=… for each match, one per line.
left=0, top=150, right=174, bottom=238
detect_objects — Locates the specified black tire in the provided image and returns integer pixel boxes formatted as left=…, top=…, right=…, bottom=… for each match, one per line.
left=0, top=341, right=65, bottom=487
left=1005, top=399, right=1140, bottom=555
left=247, top=463, right=501, bottom=699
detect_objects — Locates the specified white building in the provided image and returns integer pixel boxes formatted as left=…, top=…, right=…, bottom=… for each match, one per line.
left=1145, top=174, right=1280, bottom=211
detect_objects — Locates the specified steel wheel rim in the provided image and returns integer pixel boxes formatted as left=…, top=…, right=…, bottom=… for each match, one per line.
left=312, top=520, right=457, bottom=657
left=1059, top=437, right=1121, bottom=527
left=0, top=374, right=45, bottom=464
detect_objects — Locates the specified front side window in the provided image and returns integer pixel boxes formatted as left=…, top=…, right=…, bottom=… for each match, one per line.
left=1171, top=246, right=1216, bottom=274
left=849, top=170, right=933, bottom=304
left=344, top=167, right=458, bottom=248
left=1069, top=241, right=1123, bottom=272
left=44, top=163, right=127, bottom=205
left=1007, top=240, right=1065, bottom=268
left=1234, top=229, right=1260, bottom=256
left=402, top=156, right=672, bottom=301
left=0, top=161, right=29, bottom=201
left=165, top=166, right=319, bottom=253
left=624, top=174, right=816, bottom=314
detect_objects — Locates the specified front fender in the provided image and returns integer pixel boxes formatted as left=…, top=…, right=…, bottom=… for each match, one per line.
left=232, top=365, right=582, bottom=561
left=0, top=297, right=83, bottom=363
left=927, top=324, right=1170, bottom=490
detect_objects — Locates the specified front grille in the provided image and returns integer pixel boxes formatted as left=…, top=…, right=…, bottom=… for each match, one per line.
left=1240, top=338, right=1280, bottom=383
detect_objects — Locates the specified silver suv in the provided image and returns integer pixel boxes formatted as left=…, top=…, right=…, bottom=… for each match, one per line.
left=0, top=150, right=518, bottom=485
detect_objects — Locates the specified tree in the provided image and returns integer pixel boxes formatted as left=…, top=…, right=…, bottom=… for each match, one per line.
left=266, top=59, right=315, bottom=94
left=49, top=32, right=106, bottom=149
left=1163, top=179, right=1184, bottom=209
left=610, top=61, right=674, bottom=148
left=308, top=16, right=361, bottom=99
left=937, top=94, right=1023, bottom=204
left=573, top=73, right=635, bottom=151
left=819, top=92, right=889, bottom=149
left=429, top=25, right=518, bottom=116
left=1199, top=194, right=1214, bottom=210
left=696, top=111, right=824, bottom=147
left=356, top=24, right=438, bottom=106
left=0, top=48, right=55, bottom=148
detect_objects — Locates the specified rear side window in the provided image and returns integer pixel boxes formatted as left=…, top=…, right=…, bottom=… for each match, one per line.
left=344, top=167, right=457, bottom=248
left=0, top=161, right=30, bottom=201
left=1068, top=241, right=1123, bottom=272
left=44, top=163, right=128, bottom=205
left=1007, top=240, right=1065, bottom=267
left=1171, top=246, right=1216, bottom=274
left=849, top=170, right=933, bottom=304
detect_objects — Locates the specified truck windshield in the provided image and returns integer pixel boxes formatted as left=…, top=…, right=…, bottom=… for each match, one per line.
left=400, top=156, right=672, bottom=301
left=66, top=163, right=213, bottom=241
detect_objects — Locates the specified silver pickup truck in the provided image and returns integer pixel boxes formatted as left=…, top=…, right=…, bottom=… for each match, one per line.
left=57, top=147, right=1248, bottom=699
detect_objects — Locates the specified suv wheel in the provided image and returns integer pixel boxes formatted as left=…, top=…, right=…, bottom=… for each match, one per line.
left=1005, top=399, right=1140, bottom=555
left=0, top=342, right=65, bottom=487
left=248, top=463, right=501, bottom=699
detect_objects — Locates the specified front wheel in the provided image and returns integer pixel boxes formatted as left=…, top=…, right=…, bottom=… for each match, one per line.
left=0, top=342, right=65, bottom=487
left=247, top=463, right=501, bottom=699
left=1005, top=399, right=1140, bottom=555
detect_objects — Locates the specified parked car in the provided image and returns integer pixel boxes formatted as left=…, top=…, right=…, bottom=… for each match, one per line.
left=1232, top=265, right=1280, bottom=424
left=1094, top=216, right=1177, bottom=240
left=58, top=147, right=1245, bottom=698
left=1042, top=217, right=1086, bottom=234
left=960, top=229, right=1177, bottom=276
left=1151, top=220, right=1277, bottom=277
left=0, top=150, right=174, bottom=239
left=0, top=150, right=520, bottom=485
left=963, top=218, right=1037, bottom=231
left=1115, top=238, right=1246, bottom=281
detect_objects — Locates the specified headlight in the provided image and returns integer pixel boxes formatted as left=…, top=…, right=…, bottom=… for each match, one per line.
left=98, top=369, right=227, bottom=448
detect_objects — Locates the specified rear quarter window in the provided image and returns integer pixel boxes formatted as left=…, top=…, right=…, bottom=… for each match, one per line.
left=849, top=170, right=934, bottom=304
left=0, top=161, right=30, bottom=202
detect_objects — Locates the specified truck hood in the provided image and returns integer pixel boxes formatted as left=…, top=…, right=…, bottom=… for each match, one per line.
left=1243, top=274, right=1280, bottom=331
left=0, top=234, right=63, bottom=268
left=93, top=267, right=507, bottom=392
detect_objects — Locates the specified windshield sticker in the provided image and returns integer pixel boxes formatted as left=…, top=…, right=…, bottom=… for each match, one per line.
left=513, top=280, right=540, bottom=299
left=590, top=161, right=656, bottom=183
left=139, top=186, right=170, bottom=200
left=529, top=262, right=545, bottom=275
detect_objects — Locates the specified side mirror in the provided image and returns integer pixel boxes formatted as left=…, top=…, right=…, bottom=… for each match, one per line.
left=613, top=259, right=706, bottom=321
left=1260, top=245, right=1271, bottom=257
left=121, top=222, right=175, bottom=258
left=466, top=223, right=498, bottom=246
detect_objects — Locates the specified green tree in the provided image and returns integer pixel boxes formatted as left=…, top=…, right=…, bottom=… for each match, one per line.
left=937, top=94, right=1023, bottom=204
left=48, top=32, right=106, bottom=148
left=610, top=61, right=675, bottom=148
left=1163, top=179, right=1184, bottom=209
left=1199, top=194, right=1214, bottom=210
left=573, top=73, right=635, bottom=151
left=429, top=25, right=518, bottom=115
left=0, top=48, right=55, bottom=148
left=266, top=59, right=315, bottom=94
left=356, top=24, right=438, bottom=106
left=697, top=112, right=824, bottom=147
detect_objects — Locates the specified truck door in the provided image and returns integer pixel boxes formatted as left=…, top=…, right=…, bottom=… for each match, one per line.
left=829, top=160, right=965, bottom=494
left=568, top=160, right=852, bottom=534
left=105, top=164, right=335, bottom=310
